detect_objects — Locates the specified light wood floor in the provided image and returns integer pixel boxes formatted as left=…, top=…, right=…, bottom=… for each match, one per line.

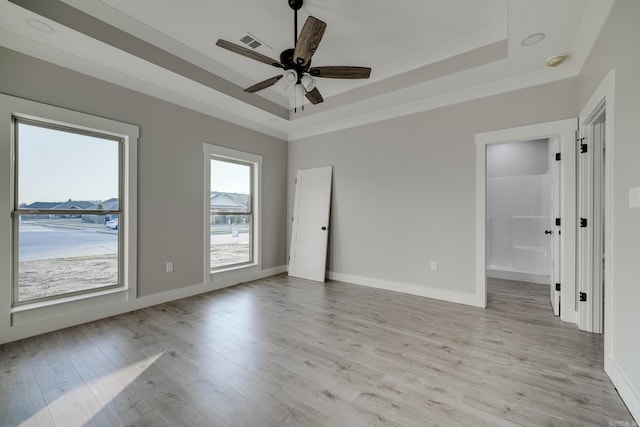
left=0, top=275, right=636, bottom=427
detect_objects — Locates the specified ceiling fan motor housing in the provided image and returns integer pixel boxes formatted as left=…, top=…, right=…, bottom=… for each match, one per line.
left=280, top=48, right=310, bottom=84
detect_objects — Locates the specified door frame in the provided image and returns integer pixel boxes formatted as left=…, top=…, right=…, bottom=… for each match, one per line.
left=475, top=119, right=577, bottom=325
left=577, top=69, right=615, bottom=338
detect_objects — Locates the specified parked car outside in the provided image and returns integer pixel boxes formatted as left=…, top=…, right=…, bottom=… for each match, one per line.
left=105, top=218, right=118, bottom=230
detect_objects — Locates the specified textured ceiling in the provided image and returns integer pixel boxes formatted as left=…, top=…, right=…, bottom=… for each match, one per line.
left=96, top=0, right=506, bottom=99
left=0, top=0, right=611, bottom=140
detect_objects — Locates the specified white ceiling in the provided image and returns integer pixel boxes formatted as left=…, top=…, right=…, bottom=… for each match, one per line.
left=0, top=0, right=614, bottom=140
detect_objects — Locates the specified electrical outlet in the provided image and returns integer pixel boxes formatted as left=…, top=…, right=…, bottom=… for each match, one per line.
left=166, top=262, right=174, bottom=273
left=430, top=261, right=438, bottom=271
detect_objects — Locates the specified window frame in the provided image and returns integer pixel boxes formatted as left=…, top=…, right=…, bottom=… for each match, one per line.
left=3, top=101, right=138, bottom=318
left=11, top=117, right=125, bottom=306
left=204, top=143, right=262, bottom=279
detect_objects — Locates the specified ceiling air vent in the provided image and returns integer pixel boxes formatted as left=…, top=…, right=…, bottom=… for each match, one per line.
left=240, top=33, right=262, bottom=50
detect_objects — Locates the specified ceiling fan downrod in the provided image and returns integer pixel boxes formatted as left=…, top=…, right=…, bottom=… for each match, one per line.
left=289, top=0, right=303, bottom=46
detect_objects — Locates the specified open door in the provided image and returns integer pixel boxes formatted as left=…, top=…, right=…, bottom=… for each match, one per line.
left=476, top=119, right=577, bottom=321
left=288, top=166, right=333, bottom=282
left=549, top=137, right=561, bottom=316
left=577, top=109, right=606, bottom=333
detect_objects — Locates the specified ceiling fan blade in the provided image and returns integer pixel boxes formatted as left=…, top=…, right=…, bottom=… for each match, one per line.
left=244, top=75, right=283, bottom=93
left=293, top=16, right=327, bottom=67
left=305, top=87, right=324, bottom=105
left=216, top=39, right=284, bottom=68
left=309, top=66, right=371, bottom=79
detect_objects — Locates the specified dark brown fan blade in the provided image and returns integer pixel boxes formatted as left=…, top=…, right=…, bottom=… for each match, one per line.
left=305, top=87, right=324, bottom=105
left=216, top=39, right=283, bottom=68
left=309, top=66, right=371, bottom=79
left=293, top=16, right=327, bottom=67
left=244, top=76, right=283, bottom=93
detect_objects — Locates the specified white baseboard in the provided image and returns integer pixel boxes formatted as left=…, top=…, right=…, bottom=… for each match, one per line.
left=1, top=265, right=287, bottom=345
left=606, top=356, right=640, bottom=424
left=327, top=271, right=481, bottom=307
left=487, top=268, right=549, bottom=285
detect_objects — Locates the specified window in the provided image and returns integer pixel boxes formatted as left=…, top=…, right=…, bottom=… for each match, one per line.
left=12, top=116, right=131, bottom=306
left=204, top=144, right=261, bottom=273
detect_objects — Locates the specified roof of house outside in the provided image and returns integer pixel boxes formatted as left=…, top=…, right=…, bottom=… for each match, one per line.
left=22, top=199, right=118, bottom=210
left=210, top=192, right=250, bottom=211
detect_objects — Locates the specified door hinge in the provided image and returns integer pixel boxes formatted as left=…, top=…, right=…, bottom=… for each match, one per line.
left=294, top=179, right=297, bottom=184
left=555, top=283, right=561, bottom=292
left=292, top=216, right=294, bottom=222
left=555, top=218, right=561, bottom=226
left=288, top=255, right=291, bottom=261
left=580, top=292, right=587, bottom=302
left=555, top=152, right=561, bottom=161
left=580, top=143, right=588, bottom=153
left=580, top=218, right=588, bottom=227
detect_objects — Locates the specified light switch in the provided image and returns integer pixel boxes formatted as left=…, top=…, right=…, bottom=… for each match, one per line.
left=629, top=187, right=640, bottom=209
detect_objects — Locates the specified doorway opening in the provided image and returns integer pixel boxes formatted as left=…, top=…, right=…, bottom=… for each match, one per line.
left=475, top=119, right=577, bottom=325
left=485, top=139, right=553, bottom=286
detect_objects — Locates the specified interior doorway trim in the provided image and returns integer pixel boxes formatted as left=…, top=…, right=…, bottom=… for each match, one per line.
left=578, top=69, right=615, bottom=342
left=475, top=119, right=577, bottom=325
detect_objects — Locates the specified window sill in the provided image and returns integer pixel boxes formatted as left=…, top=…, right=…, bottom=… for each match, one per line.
left=208, top=263, right=262, bottom=289
left=10, top=287, right=132, bottom=327
left=211, top=262, right=258, bottom=275
left=11, top=286, right=129, bottom=314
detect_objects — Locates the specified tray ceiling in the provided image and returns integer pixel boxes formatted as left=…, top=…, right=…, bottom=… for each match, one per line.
left=0, top=0, right=613, bottom=140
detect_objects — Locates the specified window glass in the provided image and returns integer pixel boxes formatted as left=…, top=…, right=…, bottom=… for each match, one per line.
left=209, top=158, right=253, bottom=270
left=14, top=120, right=122, bottom=304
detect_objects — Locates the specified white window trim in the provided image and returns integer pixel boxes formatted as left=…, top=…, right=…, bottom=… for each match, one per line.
left=203, top=143, right=262, bottom=286
left=0, top=94, right=138, bottom=328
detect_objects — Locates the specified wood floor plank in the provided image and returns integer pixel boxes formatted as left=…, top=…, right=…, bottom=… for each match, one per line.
left=42, top=383, right=114, bottom=427
left=0, top=275, right=636, bottom=426
left=68, top=346, right=156, bottom=426
left=131, top=364, right=229, bottom=426
left=0, top=362, right=55, bottom=427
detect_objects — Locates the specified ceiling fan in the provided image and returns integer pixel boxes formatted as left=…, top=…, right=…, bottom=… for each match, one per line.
left=216, top=0, right=371, bottom=109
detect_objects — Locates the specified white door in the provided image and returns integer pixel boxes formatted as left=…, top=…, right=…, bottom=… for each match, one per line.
left=549, top=137, right=561, bottom=316
left=577, top=112, right=606, bottom=333
left=288, top=166, right=333, bottom=282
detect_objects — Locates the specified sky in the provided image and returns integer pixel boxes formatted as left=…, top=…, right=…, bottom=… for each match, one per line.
left=17, top=122, right=251, bottom=206
left=210, top=158, right=251, bottom=195
left=18, top=122, right=119, bottom=204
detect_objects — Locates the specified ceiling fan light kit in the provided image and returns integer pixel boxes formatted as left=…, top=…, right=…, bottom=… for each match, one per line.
left=280, top=69, right=299, bottom=90
left=216, top=0, right=371, bottom=111
left=300, top=74, right=316, bottom=92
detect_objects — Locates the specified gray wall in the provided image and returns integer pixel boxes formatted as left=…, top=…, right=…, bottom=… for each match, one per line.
left=486, top=139, right=549, bottom=178
left=0, top=46, right=288, bottom=298
left=289, top=78, right=577, bottom=295
left=577, top=0, right=640, bottom=409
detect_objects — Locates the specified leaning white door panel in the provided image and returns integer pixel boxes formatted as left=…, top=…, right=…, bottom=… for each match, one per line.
left=289, top=166, right=332, bottom=282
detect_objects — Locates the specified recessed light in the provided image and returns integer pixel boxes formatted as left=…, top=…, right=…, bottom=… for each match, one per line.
left=25, top=18, right=54, bottom=34
left=546, top=54, right=567, bottom=67
left=521, top=33, right=545, bottom=47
